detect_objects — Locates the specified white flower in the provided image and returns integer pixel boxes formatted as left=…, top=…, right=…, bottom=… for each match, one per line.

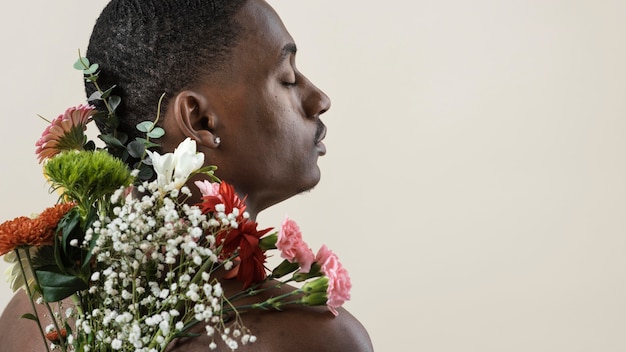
left=146, top=151, right=174, bottom=189
left=111, top=339, right=123, bottom=350
left=146, top=137, right=204, bottom=191
left=173, top=138, right=205, bottom=185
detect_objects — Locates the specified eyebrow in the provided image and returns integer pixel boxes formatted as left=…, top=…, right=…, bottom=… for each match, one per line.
left=279, top=43, right=297, bottom=63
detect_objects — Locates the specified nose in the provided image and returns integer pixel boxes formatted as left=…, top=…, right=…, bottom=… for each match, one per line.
left=302, top=76, right=331, bottom=118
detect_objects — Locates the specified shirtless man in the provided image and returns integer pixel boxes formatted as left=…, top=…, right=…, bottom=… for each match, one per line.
left=0, top=1, right=373, bottom=350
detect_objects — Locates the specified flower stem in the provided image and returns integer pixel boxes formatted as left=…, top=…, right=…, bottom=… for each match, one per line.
left=25, top=249, right=68, bottom=352
left=226, top=288, right=303, bottom=313
left=226, top=276, right=294, bottom=303
left=15, top=248, right=51, bottom=352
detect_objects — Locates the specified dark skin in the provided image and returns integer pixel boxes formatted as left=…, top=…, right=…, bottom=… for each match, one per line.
left=0, top=0, right=373, bottom=350
left=163, top=0, right=332, bottom=216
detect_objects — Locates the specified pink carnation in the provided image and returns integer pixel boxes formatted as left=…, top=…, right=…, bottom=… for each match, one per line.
left=276, top=217, right=315, bottom=273
left=316, top=245, right=351, bottom=316
left=194, top=180, right=221, bottom=197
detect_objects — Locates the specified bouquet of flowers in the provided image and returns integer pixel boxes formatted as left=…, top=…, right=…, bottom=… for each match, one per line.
left=0, top=56, right=351, bottom=352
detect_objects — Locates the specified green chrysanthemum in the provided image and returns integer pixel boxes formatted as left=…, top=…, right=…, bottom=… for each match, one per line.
left=44, top=150, right=133, bottom=213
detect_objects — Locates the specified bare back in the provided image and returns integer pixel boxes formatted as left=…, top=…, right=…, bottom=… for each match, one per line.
left=0, top=282, right=373, bottom=352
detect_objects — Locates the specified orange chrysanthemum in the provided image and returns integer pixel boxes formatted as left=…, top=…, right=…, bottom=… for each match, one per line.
left=0, top=203, right=75, bottom=256
left=35, top=104, right=96, bottom=163
left=45, top=328, right=67, bottom=343
left=0, top=217, right=51, bottom=256
left=38, top=203, right=76, bottom=230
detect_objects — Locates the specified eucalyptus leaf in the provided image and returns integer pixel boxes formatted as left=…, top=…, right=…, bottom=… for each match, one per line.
left=100, top=85, right=117, bottom=99
left=147, top=127, right=165, bottom=138
left=136, top=121, right=155, bottom=133
left=127, top=140, right=145, bottom=158
left=135, top=137, right=160, bottom=149
left=141, top=156, right=153, bottom=166
left=92, top=110, right=108, bottom=124
left=84, top=73, right=98, bottom=82
left=121, top=149, right=130, bottom=162
left=83, top=63, right=99, bottom=75
left=137, top=164, right=154, bottom=180
left=73, top=57, right=89, bottom=70
left=108, top=95, right=121, bottom=112
left=88, top=91, right=102, bottom=102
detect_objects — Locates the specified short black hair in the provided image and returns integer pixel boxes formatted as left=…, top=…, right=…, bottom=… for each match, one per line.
left=86, top=0, right=246, bottom=141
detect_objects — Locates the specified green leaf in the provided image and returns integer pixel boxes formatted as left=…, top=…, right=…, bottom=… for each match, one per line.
left=60, top=210, right=81, bottom=250
left=87, top=91, right=102, bottom=102
left=140, top=156, right=153, bottom=166
left=98, top=134, right=126, bottom=149
left=271, top=259, right=299, bottom=278
left=147, top=127, right=165, bottom=138
left=192, top=165, right=220, bottom=182
left=81, top=211, right=98, bottom=270
left=127, top=140, right=145, bottom=158
left=108, top=95, right=121, bottom=112
left=20, top=313, right=38, bottom=321
left=83, top=63, right=99, bottom=75
left=134, top=137, right=160, bottom=149
left=136, top=121, right=155, bottom=133
left=53, top=227, right=69, bottom=274
left=259, top=232, right=278, bottom=250
left=195, top=165, right=218, bottom=174
left=63, top=320, right=73, bottom=339
left=36, top=269, right=87, bottom=302
left=137, top=164, right=154, bottom=180
left=121, top=149, right=130, bottom=162
left=84, top=140, right=96, bottom=151
left=118, top=132, right=128, bottom=145
left=73, top=57, right=89, bottom=70
left=100, top=85, right=117, bottom=99
left=84, top=72, right=98, bottom=82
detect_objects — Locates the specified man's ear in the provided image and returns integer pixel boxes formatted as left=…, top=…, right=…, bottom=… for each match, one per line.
left=167, top=90, right=220, bottom=148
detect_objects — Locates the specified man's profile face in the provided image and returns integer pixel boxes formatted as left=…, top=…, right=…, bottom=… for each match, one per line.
left=198, top=0, right=331, bottom=213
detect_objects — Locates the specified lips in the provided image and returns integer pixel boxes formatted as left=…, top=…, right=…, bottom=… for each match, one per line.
left=315, top=122, right=327, bottom=145
left=315, top=122, right=327, bottom=155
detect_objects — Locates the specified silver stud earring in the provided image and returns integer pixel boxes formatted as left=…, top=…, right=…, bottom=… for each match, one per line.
left=214, top=136, right=221, bottom=146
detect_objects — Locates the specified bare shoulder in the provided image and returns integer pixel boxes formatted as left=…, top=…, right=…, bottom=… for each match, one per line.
left=0, top=291, right=50, bottom=352
left=167, top=305, right=373, bottom=352
left=1, top=285, right=374, bottom=352
left=167, top=282, right=373, bottom=352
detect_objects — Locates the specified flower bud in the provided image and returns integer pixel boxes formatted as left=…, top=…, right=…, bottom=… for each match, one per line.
left=300, top=292, right=328, bottom=307
left=301, top=276, right=328, bottom=294
left=292, top=262, right=323, bottom=282
left=258, top=233, right=278, bottom=250
left=271, top=260, right=300, bottom=278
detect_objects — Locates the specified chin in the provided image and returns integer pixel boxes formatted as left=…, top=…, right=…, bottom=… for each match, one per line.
left=295, top=167, right=322, bottom=194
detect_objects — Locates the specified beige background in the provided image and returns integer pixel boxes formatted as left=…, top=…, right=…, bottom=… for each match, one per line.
left=1, top=1, right=626, bottom=351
